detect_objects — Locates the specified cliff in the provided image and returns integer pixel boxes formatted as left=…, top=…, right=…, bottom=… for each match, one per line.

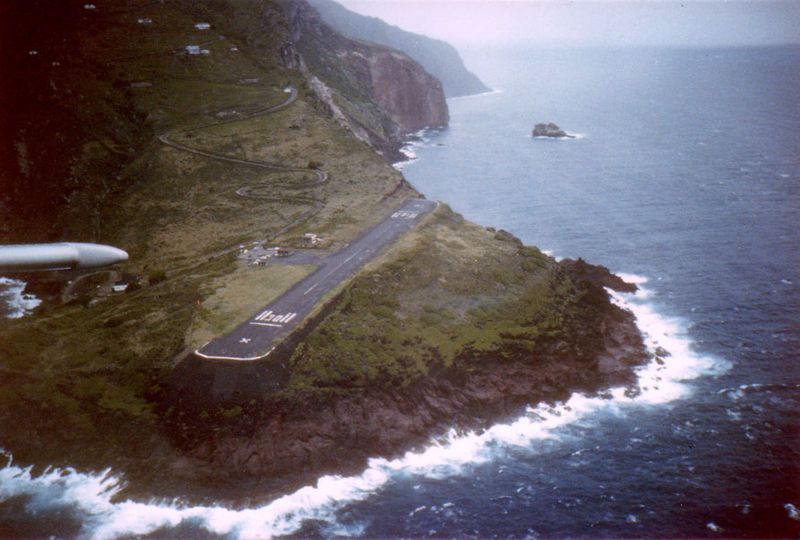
left=307, top=0, right=490, bottom=98
left=281, top=0, right=448, bottom=159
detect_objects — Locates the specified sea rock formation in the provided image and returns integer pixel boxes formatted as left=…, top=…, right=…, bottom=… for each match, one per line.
left=533, top=122, right=574, bottom=138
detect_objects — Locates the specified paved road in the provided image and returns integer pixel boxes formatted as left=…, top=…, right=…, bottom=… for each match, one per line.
left=158, top=88, right=327, bottom=185
left=196, top=198, right=438, bottom=361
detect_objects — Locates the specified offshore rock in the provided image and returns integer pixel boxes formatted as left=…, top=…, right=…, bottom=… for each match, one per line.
left=533, top=122, right=574, bottom=138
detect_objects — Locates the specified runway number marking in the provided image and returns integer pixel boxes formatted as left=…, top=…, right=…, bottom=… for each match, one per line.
left=250, top=310, right=297, bottom=327
left=392, top=211, right=418, bottom=219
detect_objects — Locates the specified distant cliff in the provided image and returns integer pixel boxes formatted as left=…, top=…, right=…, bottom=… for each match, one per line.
left=307, top=0, right=490, bottom=98
left=282, top=0, right=448, bottom=159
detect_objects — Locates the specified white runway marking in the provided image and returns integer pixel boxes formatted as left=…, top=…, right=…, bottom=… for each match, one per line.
left=392, top=210, right=419, bottom=219
left=197, top=200, right=436, bottom=361
left=252, top=310, right=297, bottom=325
left=304, top=249, right=363, bottom=295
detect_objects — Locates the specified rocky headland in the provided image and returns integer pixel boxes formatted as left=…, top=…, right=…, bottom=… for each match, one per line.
left=283, top=0, right=448, bottom=161
left=152, top=215, right=649, bottom=500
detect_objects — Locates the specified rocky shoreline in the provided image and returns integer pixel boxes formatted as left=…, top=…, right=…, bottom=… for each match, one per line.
left=142, top=260, right=649, bottom=503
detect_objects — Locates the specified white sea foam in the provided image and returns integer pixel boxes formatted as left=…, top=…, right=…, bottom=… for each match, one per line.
left=531, top=132, right=585, bottom=140
left=394, top=127, right=446, bottom=170
left=0, top=276, right=727, bottom=539
left=447, top=88, right=503, bottom=101
left=540, top=249, right=563, bottom=262
left=0, top=277, right=42, bottom=318
left=400, top=147, right=417, bottom=160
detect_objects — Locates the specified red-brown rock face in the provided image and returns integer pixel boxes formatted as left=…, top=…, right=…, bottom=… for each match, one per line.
left=357, top=48, right=449, bottom=133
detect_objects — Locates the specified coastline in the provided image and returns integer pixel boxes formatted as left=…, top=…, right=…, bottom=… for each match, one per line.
left=138, top=251, right=651, bottom=502
left=1, top=111, right=655, bottom=510
left=0, top=273, right=706, bottom=538
left=3, top=2, right=796, bottom=535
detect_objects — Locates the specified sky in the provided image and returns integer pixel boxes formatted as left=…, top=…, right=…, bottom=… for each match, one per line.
left=337, top=0, right=800, bottom=48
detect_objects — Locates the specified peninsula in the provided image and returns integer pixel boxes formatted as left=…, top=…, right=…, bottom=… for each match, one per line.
left=0, top=0, right=648, bottom=500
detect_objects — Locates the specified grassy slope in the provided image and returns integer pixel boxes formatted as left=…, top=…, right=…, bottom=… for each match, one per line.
left=284, top=206, right=608, bottom=398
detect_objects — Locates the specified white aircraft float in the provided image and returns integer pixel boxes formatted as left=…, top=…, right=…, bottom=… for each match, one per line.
left=0, top=243, right=128, bottom=273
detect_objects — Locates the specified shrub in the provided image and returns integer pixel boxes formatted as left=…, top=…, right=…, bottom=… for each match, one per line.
left=148, top=269, right=167, bottom=285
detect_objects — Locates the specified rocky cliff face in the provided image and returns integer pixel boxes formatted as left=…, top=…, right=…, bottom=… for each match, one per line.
left=281, top=0, right=448, bottom=159
left=354, top=46, right=448, bottom=133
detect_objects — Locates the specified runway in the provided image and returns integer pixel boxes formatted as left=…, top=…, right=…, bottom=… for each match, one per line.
left=196, top=198, right=437, bottom=361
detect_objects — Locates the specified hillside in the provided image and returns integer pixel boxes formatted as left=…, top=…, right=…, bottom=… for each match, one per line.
left=0, top=0, right=445, bottom=241
left=307, top=0, right=491, bottom=98
left=0, top=0, right=647, bottom=500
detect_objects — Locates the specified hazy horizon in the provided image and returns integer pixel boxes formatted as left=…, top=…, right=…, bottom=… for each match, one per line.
left=338, top=0, right=800, bottom=48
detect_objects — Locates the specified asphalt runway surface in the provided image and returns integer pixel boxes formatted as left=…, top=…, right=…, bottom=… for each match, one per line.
left=196, top=198, right=437, bottom=361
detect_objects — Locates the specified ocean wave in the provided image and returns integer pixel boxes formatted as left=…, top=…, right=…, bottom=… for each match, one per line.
left=393, top=129, right=435, bottom=171
left=0, top=277, right=42, bottom=318
left=0, top=277, right=728, bottom=539
left=541, top=248, right=573, bottom=263
left=717, top=382, right=800, bottom=401
left=531, top=132, right=585, bottom=140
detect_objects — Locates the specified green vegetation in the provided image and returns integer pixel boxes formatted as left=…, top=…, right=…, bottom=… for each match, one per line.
left=282, top=206, right=606, bottom=398
left=190, top=263, right=316, bottom=348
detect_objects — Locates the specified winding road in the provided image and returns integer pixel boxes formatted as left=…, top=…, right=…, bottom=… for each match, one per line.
left=159, top=86, right=328, bottom=190
left=158, top=85, right=328, bottom=265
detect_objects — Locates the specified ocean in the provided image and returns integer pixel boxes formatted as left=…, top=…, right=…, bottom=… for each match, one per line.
left=1, top=45, right=799, bottom=538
